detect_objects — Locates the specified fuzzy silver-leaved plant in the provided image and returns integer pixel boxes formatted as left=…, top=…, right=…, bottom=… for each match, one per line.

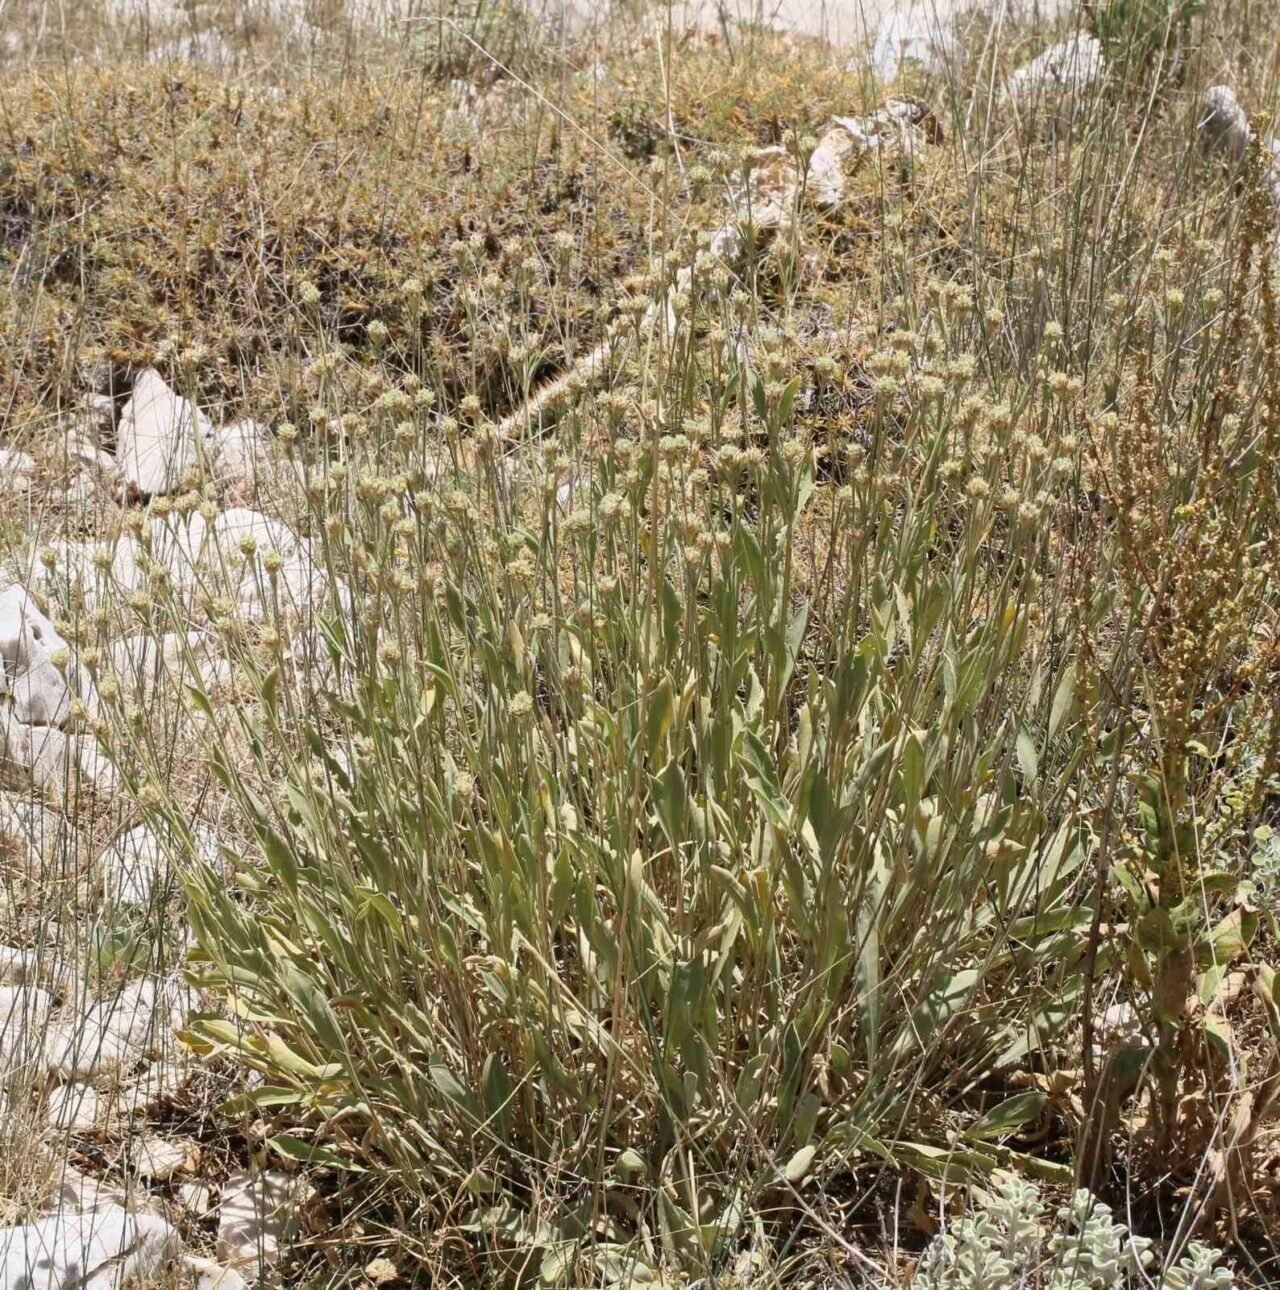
left=911, top=1178, right=1236, bottom=1289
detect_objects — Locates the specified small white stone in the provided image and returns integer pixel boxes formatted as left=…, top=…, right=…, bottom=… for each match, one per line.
left=96, top=824, right=167, bottom=908
left=109, top=630, right=229, bottom=702
left=0, top=1205, right=181, bottom=1288
left=129, top=1134, right=198, bottom=1181
left=149, top=511, right=209, bottom=589
left=205, top=418, right=271, bottom=488
left=206, top=507, right=302, bottom=563
left=0, top=448, right=36, bottom=492
left=65, top=469, right=108, bottom=516
left=867, top=4, right=959, bottom=82
left=0, top=720, right=117, bottom=800
left=0, top=582, right=96, bottom=727
left=65, top=428, right=117, bottom=475
left=0, top=942, right=77, bottom=999
left=18, top=539, right=107, bottom=614
left=234, top=544, right=331, bottom=621
left=98, top=821, right=221, bottom=909
left=115, top=369, right=209, bottom=498
left=198, top=1265, right=250, bottom=1290
left=0, top=982, right=52, bottom=1030
left=46, top=976, right=189, bottom=1080
left=0, top=983, right=53, bottom=1081
left=0, top=793, right=69, bottom=869
left=52, top=1164, right=129, bottom=1215
left=180, top=1180, right=214, bottom=1216
left=0, top=945, right=40, bottom=985
left=1004, top=32, right=1105, bottom=110
left=151, top=27, right=235, bottom=66
left=1199, top=84, right=1251, bottom=164
left=45, top=1082, right=106, bottom=1133
left=805, top=126, right=865, bottom=208
left=217, top=1168, right=310, bottom=1271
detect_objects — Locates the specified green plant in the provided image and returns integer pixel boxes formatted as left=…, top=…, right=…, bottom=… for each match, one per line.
left=1092, top=0, right=1207, bottom=84
left=141, top=269, right=1105, bottom=1280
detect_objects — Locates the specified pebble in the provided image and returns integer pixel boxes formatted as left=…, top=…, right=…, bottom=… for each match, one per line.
left=96, top=823, right=168, bottom=908
left=0, top=944, right=41, bottom=985
left=0, top=984, right=53, bottom=1080
left=867, top=4, right=959, bottom=81
left=0, top=794, right=70, bottom=870
left=1198, top=84, right=1280, bottom=212
left=0, top=448, right=36, bottom=492
left=0, top=582, right=96, bottom=728
left=46, top=976, right=188, bottom=1080
left=205, top=418, right=271, bottom=489
left=97, top=820, right=222, bottom=909
left=197, top=1265, right=251, bottom=1290
left=1199, top=84, right=1252, bottom=164
left=150, top=27, right=235, bottom=66
left=108, top=630, right=229, bottom=701
left=52, top=1163, right=128, bottom=1215
left=180, top=1180, right=214, bottom=1217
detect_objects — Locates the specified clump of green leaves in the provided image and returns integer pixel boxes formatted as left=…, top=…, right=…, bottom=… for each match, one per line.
left=163, top=263, right=1098, bottom=1279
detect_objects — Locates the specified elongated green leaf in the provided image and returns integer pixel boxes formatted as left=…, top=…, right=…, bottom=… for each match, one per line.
left=964, top=1091, right=1047, bottom=1141
left=269, top=1135, right=365, bottom=1171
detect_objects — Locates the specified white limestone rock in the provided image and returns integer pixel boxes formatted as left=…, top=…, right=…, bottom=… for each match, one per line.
left=868, top=4, right=960, bottom=82
left=0, top=945, right=42, bottom=986
left=17, top=540, right=110, bottom=614
left=0, top=794, right=68, bottom=869
left=150, top=27, right=235, bottom=67
left=46, top=977, right=190, bottom=1080
left=1004, top=32, right=1105, bottom=112
left=1198, top=84, right=1280, bottom=211
left=97, top=820, right=222, bottom=909
left=180, top=1181, right=214, bottom=1217
left=45, top=1082, right=107, bottom=1133
left=0, top=1206, right=181, bottom=1289
left=109, top=630, right=229, bottom=701
left=0, top=720, right=117, bottom=800
left=216, top=1168, right=310, bottom=1273
left=205, top=418, right=272, bottom=488
left=0, top=448, right=36, bottom=493
left=0, top=978, right=52, bottom=1022
left=0, top=943, right=77, bottom=999
left=51, top=1165, right=129, bottom=1216
left=129, top=1134, right=199, bottom=1182
left=1199, top=84, right=1252, bottom=164
left=0, top=583, right=96, bottom=728
left=0, top=983, right=53, bottom=1081
left=115, top=369, right=208, bottom=498
left=197, top=1265, right=250, bottom=1290
left=97, top=823, right=168, bottom=908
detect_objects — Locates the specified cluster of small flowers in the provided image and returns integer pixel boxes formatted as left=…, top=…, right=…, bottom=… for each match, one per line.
left=911, top=1179, right=1235, bottom=1289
